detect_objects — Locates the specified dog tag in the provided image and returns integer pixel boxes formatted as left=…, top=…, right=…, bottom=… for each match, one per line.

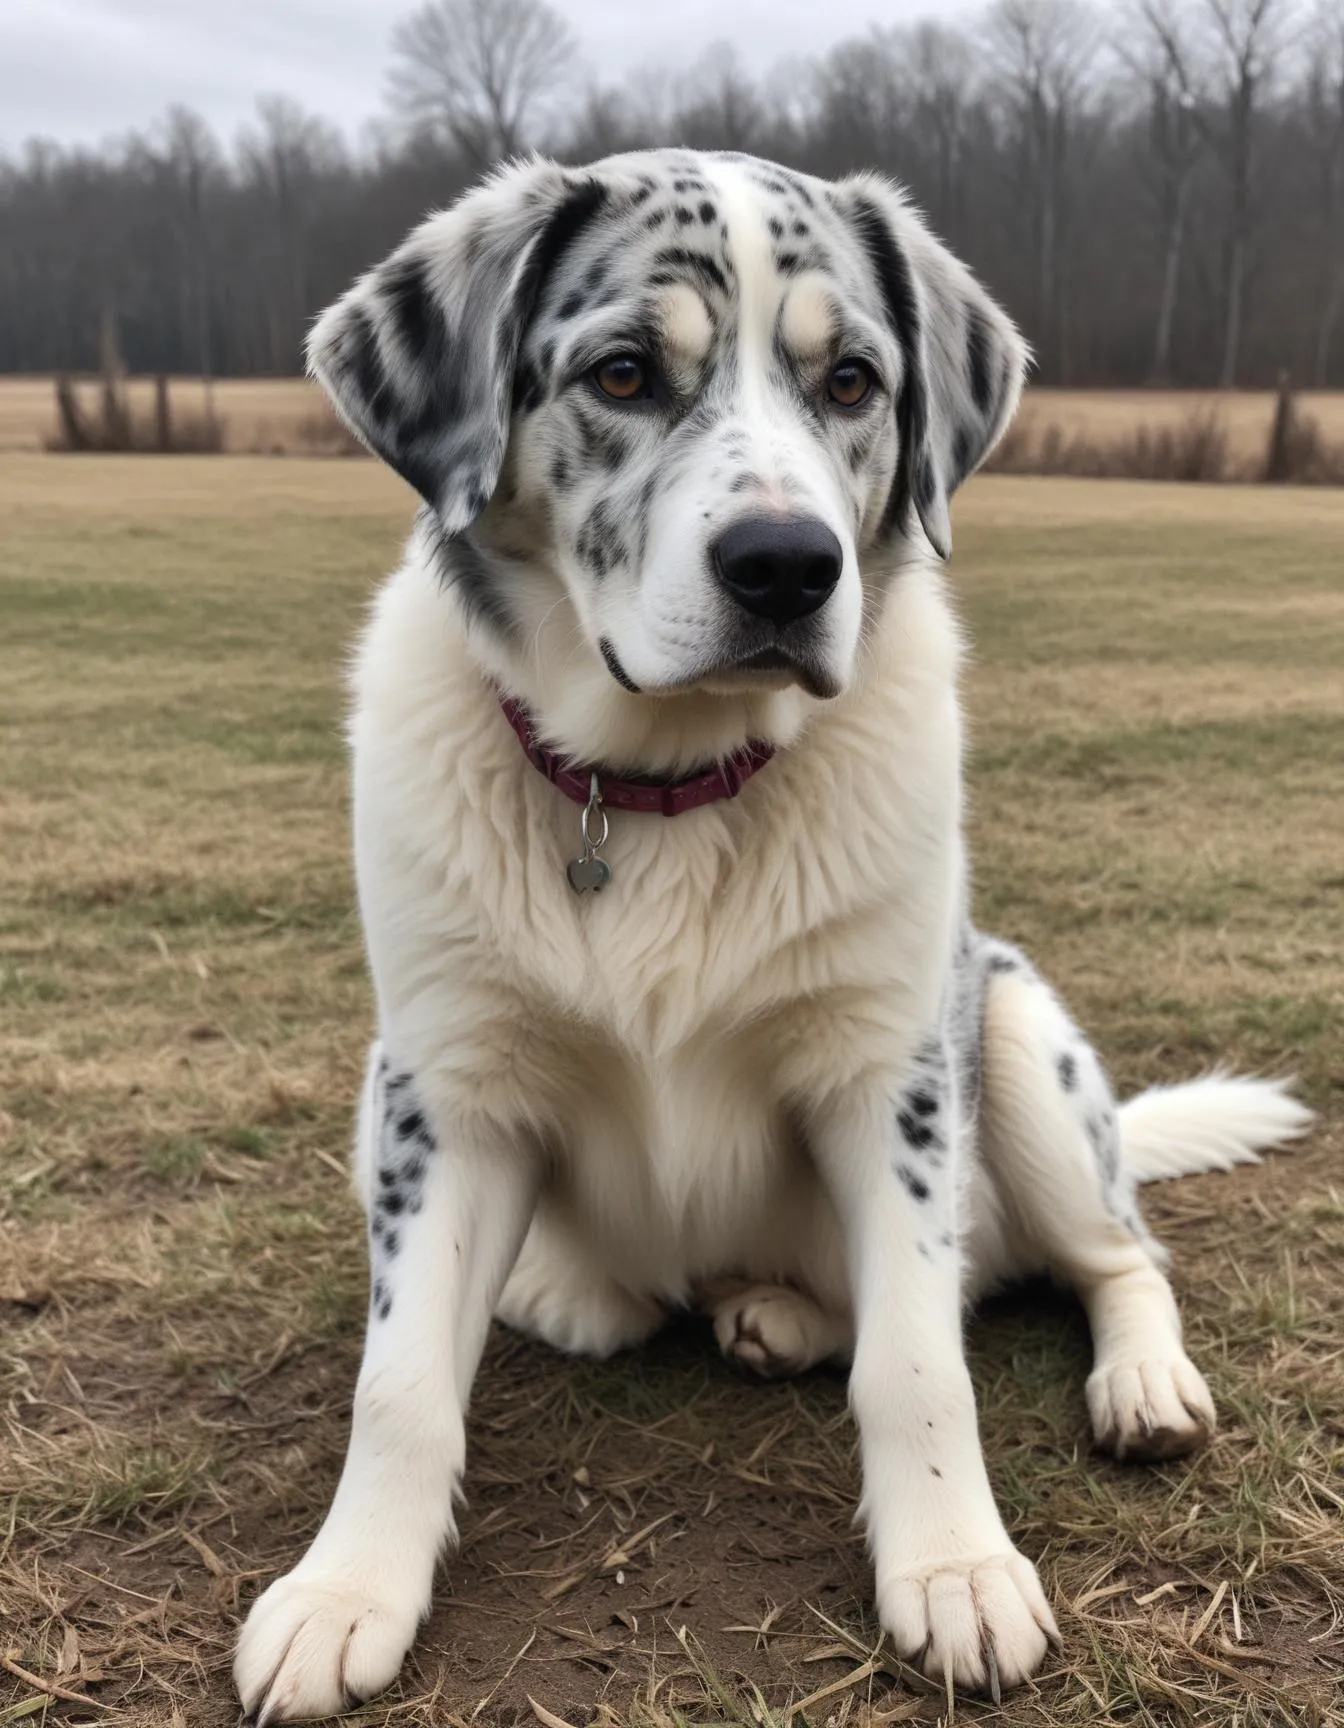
left=567, top=773, right=612, bottom=895
left=566, top=853, right=612, bottom=895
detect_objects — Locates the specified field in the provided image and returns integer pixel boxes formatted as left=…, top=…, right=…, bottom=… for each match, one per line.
left=2, top=456, right=1342, bottom=1727
left=4, top=375, right=1344, bottom=468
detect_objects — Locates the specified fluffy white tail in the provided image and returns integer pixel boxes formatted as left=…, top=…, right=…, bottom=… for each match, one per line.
left=1119, top=1074, right=1313, bottom=1184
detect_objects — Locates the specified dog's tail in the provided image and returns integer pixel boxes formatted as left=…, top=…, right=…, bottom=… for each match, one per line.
left=1119, top=1074, right=1312, bottom=1184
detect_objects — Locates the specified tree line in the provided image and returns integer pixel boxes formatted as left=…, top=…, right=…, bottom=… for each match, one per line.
left=3, top=0, right=1342, bottom=389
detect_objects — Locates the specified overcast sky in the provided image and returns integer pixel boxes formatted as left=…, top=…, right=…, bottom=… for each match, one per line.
left=3, top=0, right=979, bottom=156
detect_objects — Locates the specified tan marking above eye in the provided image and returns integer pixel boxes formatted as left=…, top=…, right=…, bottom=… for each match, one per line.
left=594, top=355, right=648, bottom=400
left=779, top=275, right=836, bottom=361
left=660, top=283, right=714, bottom=366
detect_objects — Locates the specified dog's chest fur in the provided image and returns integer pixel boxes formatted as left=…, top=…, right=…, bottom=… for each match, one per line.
left=351, top=543, right=965, bottom=1253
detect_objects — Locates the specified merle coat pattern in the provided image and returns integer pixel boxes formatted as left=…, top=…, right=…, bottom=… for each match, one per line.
left=234, top=150, right=1310, bottom=1724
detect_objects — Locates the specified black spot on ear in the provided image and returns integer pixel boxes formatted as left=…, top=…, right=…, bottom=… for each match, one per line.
left=966, top=307, right=994, bottom=415
left=1057, top=1052, right=1078, bottom=1092
left=381, top=255, right=437, bottom=360
left=951, top=425, right=973, bottom=484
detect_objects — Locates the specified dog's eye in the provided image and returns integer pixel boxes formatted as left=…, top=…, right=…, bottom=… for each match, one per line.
left=827, top=360, right=875, bottom=408
left=593, top=355, right=650, bottom=402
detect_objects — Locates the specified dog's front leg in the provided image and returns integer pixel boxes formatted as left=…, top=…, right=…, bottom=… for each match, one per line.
left=235, top=1059, right=538, bottom=1725
left=811, top=1077, right=1059, bottom=1697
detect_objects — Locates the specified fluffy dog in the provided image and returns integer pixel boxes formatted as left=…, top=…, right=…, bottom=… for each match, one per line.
left=234, top=149, right=1309, bottom=1722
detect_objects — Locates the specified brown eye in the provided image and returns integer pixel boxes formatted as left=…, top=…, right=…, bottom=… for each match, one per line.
left=828, top=359, right=874, bottom=408
left=594, top=355, right=649, bottom=401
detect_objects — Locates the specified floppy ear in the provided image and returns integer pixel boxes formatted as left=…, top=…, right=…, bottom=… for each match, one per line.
left=839, top=174, right=1029, bottom=559
left=307, top=157, right=608, bottom=535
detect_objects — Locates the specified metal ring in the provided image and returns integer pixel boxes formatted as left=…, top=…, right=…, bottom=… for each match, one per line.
left=581, top=800, right=609, bottom=851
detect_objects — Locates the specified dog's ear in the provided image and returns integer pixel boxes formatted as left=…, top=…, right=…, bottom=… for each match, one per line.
left=839, top=175, right=1028, bottom=559
left=307, top=158, right=608, bottom=535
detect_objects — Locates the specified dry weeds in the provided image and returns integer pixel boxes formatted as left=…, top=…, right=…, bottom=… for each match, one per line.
left=2, top=459, right=1341, bottom=1726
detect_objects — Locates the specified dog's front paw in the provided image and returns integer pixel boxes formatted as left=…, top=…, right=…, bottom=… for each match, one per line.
left=877, top=1550, right=1059, bottom=1698
left=234, top=1571, right=419, bottom=1725
left=1087, top=1354, right=1215, bottom=1462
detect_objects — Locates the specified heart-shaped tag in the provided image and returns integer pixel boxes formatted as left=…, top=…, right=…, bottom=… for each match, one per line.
left=566, top=854, right=612, bottom=895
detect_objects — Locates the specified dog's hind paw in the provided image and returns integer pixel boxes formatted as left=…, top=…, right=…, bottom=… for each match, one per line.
left=234, top=1572, right=418, bottom=1725
left=1087, top=1353, right=1216, bottom=1462
left=711, top=1282, right=851, bottom=1377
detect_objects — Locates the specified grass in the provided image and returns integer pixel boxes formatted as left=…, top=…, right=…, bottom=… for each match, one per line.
left=1, top=457, right=1342, bottom=1726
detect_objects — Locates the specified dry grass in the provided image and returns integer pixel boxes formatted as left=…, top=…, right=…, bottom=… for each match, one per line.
left=6, top=378, right=1344, bottom=474
left=2, top=456, right=1342, bottom=1727
left=0, top=378, right=357, bottom=457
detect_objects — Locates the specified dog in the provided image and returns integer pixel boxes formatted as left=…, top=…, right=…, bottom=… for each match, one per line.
left=233, top=149, right=1310, bottom=1722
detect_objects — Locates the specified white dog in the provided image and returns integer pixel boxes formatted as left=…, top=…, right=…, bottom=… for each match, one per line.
left=234, top=149, right=1309, bottom=1723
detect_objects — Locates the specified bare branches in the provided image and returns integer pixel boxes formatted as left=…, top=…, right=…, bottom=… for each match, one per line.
left=386, top=0, right=579, bottom=165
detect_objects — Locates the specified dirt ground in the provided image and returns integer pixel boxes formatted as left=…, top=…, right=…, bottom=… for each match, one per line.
left=2, top=458, right=1341, bottom=1727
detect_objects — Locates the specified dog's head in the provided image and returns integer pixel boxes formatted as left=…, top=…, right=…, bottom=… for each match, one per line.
left=311, top=150, right=1026, bottom=705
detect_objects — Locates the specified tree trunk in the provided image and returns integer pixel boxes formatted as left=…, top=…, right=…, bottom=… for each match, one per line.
left=1151, top=170, right=1189, bottom=383
left=1220, top=232, right=1245, bottom=389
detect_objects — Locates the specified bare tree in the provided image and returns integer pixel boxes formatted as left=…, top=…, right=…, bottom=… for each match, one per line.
left=1122, top=4, right=1205, bottom=381
left=1302, top=1, right=1344, bottom=384
left=1195, top=0, right=1299, bottom=386
left=386, top=0, right=578, bottom=167
left=986, top=0, right=1103, bottom=382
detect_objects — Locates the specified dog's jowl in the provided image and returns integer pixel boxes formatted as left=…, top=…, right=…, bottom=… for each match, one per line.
left=234, top=150, right=1311, bottom=1723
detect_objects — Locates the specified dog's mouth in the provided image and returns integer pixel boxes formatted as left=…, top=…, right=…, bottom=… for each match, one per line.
left=599, top=638, right=840, bottom=701
left=696, top=645, right=841, bottom=700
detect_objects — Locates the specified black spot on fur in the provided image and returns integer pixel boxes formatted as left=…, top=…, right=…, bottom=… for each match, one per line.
left=1057, top=1052, right=1078, bottom=1092
left=643, top=208, right=670, bottom=231
left=551, top=453, right=571, bottom=490
left=898, top=1164, right=931, bottom=1202
left=930, top=1464, right=942, bottom=1477
left=630, top=184, right=653, bottom=208
left=381, top=255, right=437, bottom=362
left=558, top=290, right=584, bottom=320
left=650, top=247, right=730, bottom=297
left=965, top=306, right=994, bottom=415
left=600, top=638, right=640, bottom=693
left=791, top=219, right=808, bottom=237
left=675, top=205, right=695, bottom=226
left=768, top=216, right=785, bottom=240
left=907, top=1088, right=939, bottom=1119
left=432, top=526, right=517, bottom=641
left=698, top=200, right=717, bottom=224
left=987, top=953, right=1020, bottom=975
left=848, top=195, right=929, bottom=540
left=898, top=1109, right=938, bottom=1151
left=372, top=1278, right=392, bottom=1321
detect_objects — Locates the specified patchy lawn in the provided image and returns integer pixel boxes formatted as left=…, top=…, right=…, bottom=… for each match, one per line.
left=2, top=458, right=1341, bottom=1727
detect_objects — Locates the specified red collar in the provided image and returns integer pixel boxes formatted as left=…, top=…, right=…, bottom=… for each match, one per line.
left=499, top=694, right=774, bottom=817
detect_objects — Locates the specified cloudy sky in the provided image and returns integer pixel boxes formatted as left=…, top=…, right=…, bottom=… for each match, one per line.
left=3, top=0, right=978, bottom=155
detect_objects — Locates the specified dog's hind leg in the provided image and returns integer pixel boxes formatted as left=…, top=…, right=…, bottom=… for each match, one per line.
left=977, top=957, right=1216, bottom=1462
left=497, top=1206, right=667, bottom=1357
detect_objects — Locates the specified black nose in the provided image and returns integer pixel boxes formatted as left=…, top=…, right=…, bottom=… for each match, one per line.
left=712, top=515, right=843, bottom=625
